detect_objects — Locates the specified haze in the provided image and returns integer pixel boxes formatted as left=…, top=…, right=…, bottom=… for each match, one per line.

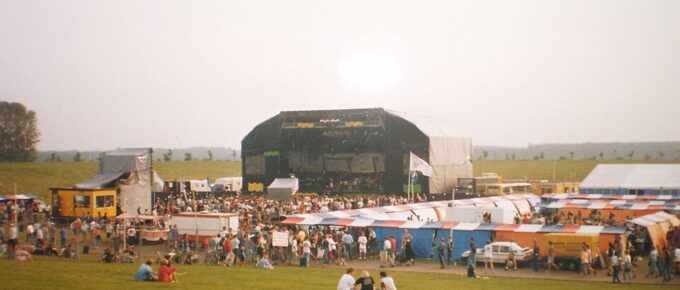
left=1, top=0, right=679, bottom=151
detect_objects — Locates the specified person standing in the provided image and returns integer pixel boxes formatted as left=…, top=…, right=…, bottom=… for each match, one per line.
left=389, top=236, right=397, bottom=267
left=661, top=247, right=672, bottom=282
left=611, top=252, right=621, bottom=283
left=447, top=236, right=454, bottom=265
left=380, top=271, right=397, bottom=290
left=8, top=223, right=18, bottom=259
left=302, top=238, right=311, bottom=267
left=484, top=240, right=494, bottom=273
left=647, top=246, right=659, bottom=277
left=381, top=238, right=391, bottom=267
left=468, top=238, right=476, bottom=268
left=404, top=237, right=415, bottom=266
left=342, top=231, right=354, bottom=261
left=358, top=232, right=368, bottom=261
left=337, top=267, right=355, bottom=290
left=532, top=240, right=540, bottom=272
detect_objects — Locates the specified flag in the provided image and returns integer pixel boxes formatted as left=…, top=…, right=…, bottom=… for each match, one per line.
left=409, top=152, right=433, bottom=177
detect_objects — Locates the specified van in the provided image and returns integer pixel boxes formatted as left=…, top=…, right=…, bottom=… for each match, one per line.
left=543, top=233, right=601, bottom=270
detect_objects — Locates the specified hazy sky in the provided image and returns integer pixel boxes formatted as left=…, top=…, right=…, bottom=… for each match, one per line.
left=1, top=0, right=679, bottom=151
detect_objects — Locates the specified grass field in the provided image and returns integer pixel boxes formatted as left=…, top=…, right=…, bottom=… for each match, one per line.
left=1, top=159, right=679, bottom=199
left=472, top=159, right=680, bottom=182
left=0, top=161, right=241, bottom=199
left=0, top=255, right=672, bottom=290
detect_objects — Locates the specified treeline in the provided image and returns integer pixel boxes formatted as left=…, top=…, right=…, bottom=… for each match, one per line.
left=37, top=147, right=241, bottom=162
left=474, top=142, right=680, bottom=161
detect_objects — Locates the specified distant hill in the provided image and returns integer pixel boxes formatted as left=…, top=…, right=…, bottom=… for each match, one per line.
left=474, top=141, right=680, bottom=161
left=37, top=147, right=240, bottom=162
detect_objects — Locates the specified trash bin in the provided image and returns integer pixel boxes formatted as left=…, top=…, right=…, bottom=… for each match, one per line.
left=82, top=245, right=89, bottom=254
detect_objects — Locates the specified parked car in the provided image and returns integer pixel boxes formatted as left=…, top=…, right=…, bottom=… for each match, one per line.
left=461, top=241, right=533, bottom=265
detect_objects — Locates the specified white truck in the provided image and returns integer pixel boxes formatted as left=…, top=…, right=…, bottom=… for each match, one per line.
left=172, top=212, right=240, bottom=241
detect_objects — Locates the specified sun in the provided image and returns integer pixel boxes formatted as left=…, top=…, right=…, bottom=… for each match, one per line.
left=338, top=54, right=401, bottom=91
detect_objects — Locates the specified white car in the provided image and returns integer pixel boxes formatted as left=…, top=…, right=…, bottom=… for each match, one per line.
left=461, top=241, right=534, bottom=265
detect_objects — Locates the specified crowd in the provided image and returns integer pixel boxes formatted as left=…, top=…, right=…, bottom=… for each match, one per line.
left=1, top=192, right=680, bottom=286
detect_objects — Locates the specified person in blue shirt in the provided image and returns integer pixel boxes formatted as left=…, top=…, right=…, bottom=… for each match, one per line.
left=135, top=260, right=158, bottom=281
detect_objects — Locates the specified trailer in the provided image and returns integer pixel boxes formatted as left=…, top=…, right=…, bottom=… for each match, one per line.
left=172, top=212, right=239, bottom=241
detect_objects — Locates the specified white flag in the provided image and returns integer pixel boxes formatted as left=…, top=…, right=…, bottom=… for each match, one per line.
left=409, top=152, right=433, bottom=177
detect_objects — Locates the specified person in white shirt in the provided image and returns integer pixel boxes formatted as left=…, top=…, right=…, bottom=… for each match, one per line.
left=483, top=240, right=494, bottom=273
left=26, top=224, right=35, bottom=243
left=337, top=267, right=355, bottom=290
left=302, top=239, right=311, bottom=267
left=358, top=232, right=368, bottom=261
left=380, top=271, right=397, bottom=290
left=381, top=238, right=391, bottom=267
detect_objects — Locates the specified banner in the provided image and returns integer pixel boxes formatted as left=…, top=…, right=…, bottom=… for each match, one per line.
left=272, top=231, right=289, bottom=247
left=409, top=152, right=433, bottom=177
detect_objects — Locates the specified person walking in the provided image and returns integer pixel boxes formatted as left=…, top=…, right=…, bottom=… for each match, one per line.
left=623, top=250, right=633, bottom=282
left=484, top=240, right=494, bottom=273
left=546, top=241, right=558, bottom=272
left=437, top=238, right=446, bottom=269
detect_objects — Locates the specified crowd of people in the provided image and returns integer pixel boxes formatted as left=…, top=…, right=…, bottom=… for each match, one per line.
left=1, top=192, right=680, bottom=286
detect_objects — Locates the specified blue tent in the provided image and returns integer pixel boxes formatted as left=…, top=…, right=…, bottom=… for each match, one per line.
left=373, top=227, right=437, bottom=258
left=434, top=229, right=492, bottom=259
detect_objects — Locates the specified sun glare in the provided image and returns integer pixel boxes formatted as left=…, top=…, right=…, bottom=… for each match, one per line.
left=338, top=55, right=401, bottom=90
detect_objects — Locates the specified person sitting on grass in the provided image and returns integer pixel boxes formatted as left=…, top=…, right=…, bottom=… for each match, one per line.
left=158, top=259, right=177, bottom=283
left=102, top=248, right=115, bottom=263
left=258, top=255, right=274, bottom=269
left=122, top=246, right=137, bottom=263
left=15, top=246, right=32, bottom=262
left=135, top=259, right=158, bottom=281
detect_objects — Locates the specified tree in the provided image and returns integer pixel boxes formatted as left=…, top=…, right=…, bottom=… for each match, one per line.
left=208, top=150, right=213, bottom=161
left=569, top=151, right=574, bottom=160
left=628, top=151, right=634, bottom=160
left=163, top=150, right=173, bottom=162
left=482, top=150, right=489, bottom=160
left=0, top=101, right=40, bottom=162
left=184, top=152, right=193, bottom=161
left=599, top=152, right=604, bottom=160
left=73, top=151, right=82, bottom=162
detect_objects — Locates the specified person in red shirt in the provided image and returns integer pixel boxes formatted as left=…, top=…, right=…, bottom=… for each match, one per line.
left=158, top=260, right=177, bottom=283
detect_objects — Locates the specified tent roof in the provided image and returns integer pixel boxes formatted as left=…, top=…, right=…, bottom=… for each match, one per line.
left=75, top=172, right=126, bottom=189
left=384, top=109, right=464, bottom=137
left=580, top=164, right=680, bottom=189
left=630, top=211, right=680, bottom=227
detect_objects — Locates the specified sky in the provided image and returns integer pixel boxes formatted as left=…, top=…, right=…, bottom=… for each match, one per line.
left=1, top=0, right=679, bottom=151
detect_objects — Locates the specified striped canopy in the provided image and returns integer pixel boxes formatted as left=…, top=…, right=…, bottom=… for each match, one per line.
left=280, top=216, right=626, bottom=234
left=542, top=199, right=680, bottom=211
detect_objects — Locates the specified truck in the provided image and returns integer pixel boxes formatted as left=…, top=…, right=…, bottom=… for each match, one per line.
left=172, top=212, right=240, bottom=241
left=543, top=233, right=601, bottom=270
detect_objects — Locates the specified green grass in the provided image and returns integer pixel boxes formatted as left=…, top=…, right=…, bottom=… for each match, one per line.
left=473, top=160, right=680, bottom=182
left=0, top=161, right=241, bottom=199
left=0, top=255, right=672, bottom=290
left=2, top=159, right=679, bottom=200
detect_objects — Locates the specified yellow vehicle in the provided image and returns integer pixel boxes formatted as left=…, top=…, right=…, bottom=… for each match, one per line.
left=482, top=182, right=533, bottom=196
left=543, top=233, right=601, bottom=269
left=50, top=187, right=117, bottom=220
